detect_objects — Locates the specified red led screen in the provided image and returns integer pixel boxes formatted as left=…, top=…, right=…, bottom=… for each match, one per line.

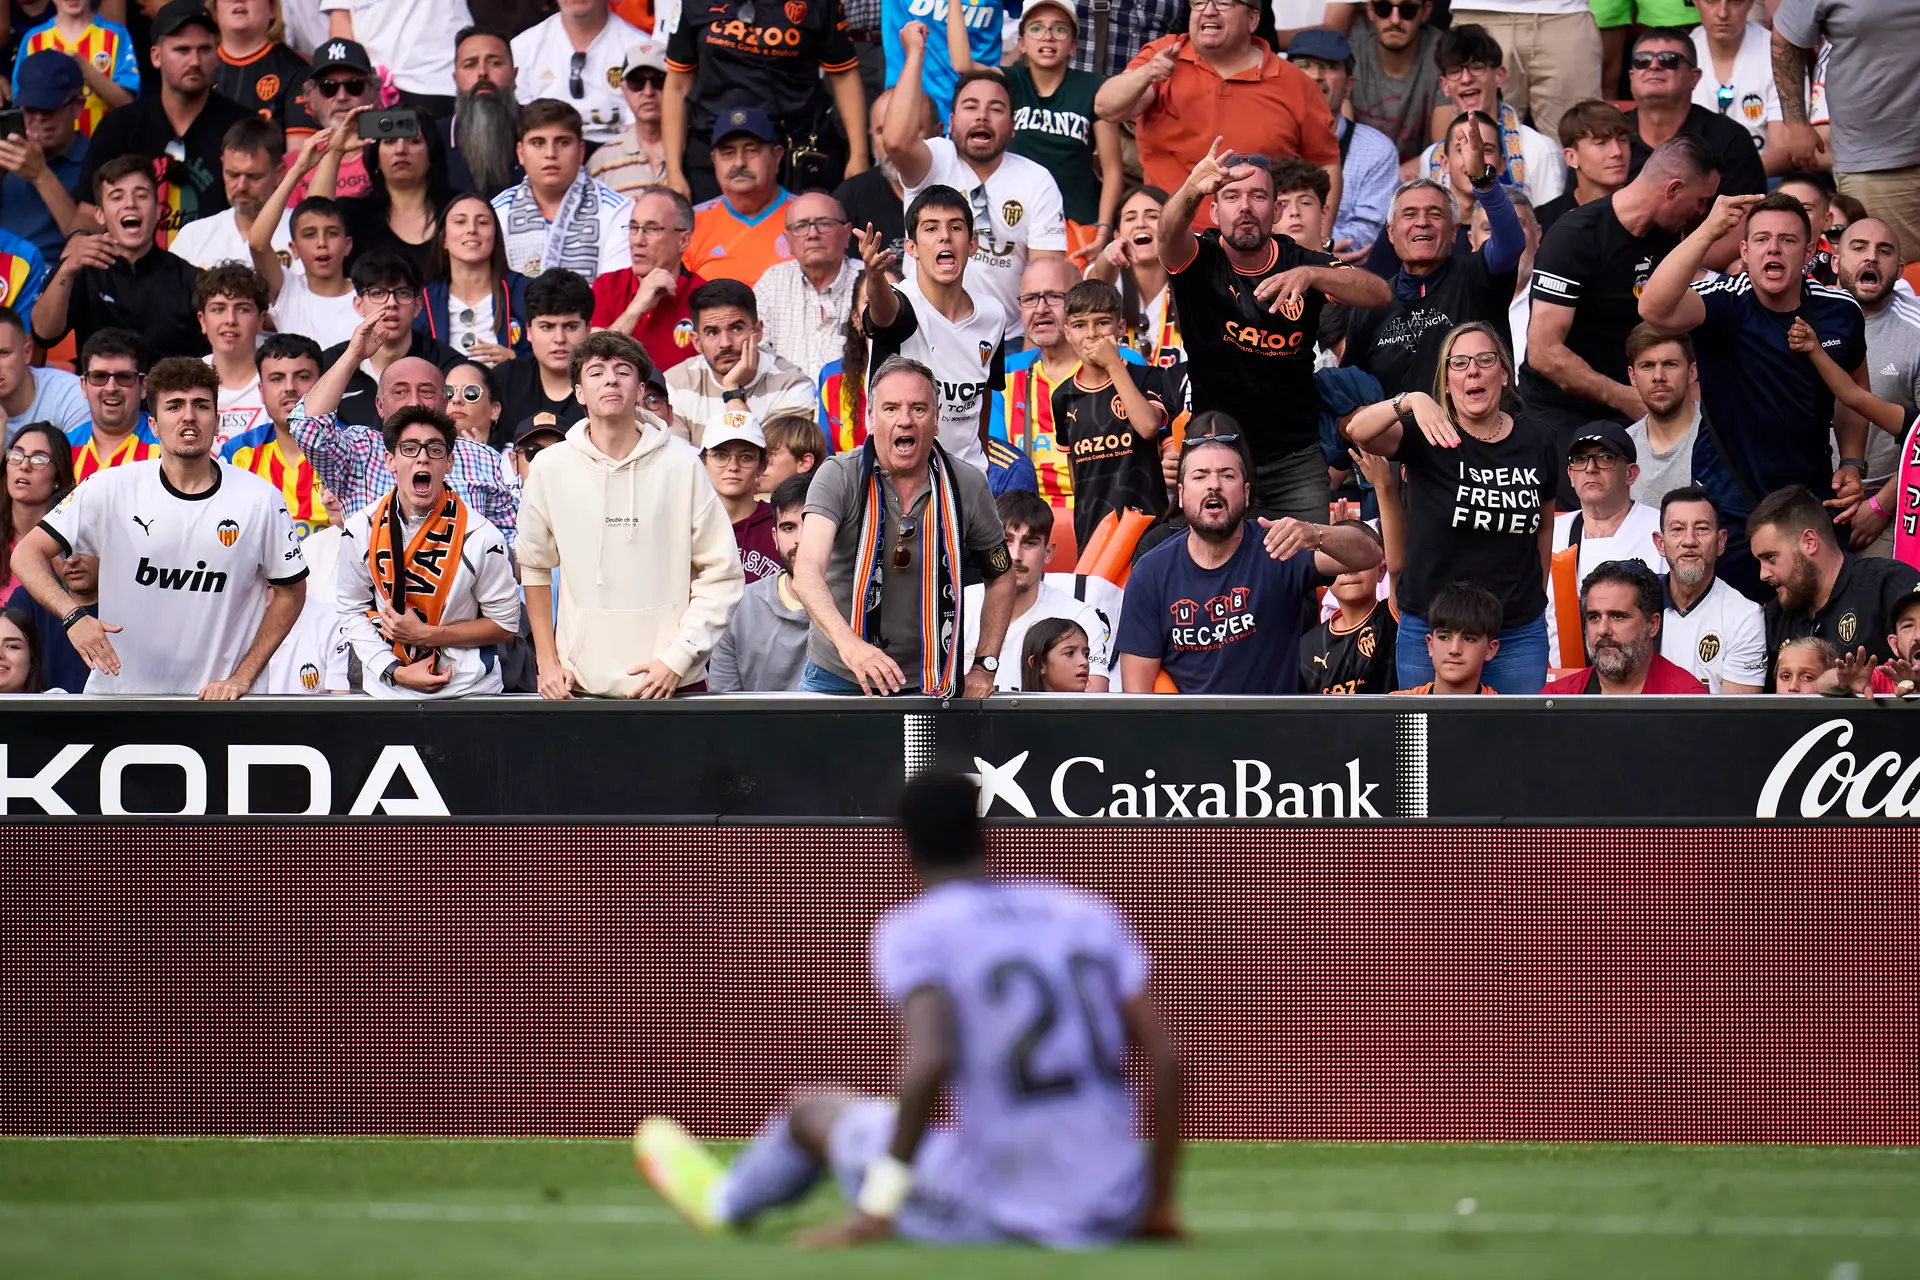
left=2, top=824, right=1914, bottom=1141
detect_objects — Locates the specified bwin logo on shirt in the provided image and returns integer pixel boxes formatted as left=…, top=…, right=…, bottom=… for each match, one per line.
left=135, top=557, right=229, bottom=593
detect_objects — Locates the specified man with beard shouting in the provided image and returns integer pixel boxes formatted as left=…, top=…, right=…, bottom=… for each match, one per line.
left=442, top=27, right=524, bottom=200
left=1541, top=558, right=1707, bottom=695
left=1833, top=217, right=1920, bottom=558
left=1157, top=138, right=1389, bottom=523
left=1118, top=435, right=1382, bottom=695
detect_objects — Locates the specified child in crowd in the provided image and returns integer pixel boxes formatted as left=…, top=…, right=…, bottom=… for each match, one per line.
left=1053, top=279, right=1173, bottom=549
left=1775, top=635, right=1837, bottom=694
left=759, top=412, right=825, bottom=498
left=251, top=129, right=362, bottom=349
left=1300, top=522, right=1396, bottom=694
left=1394, top=582, right=1504, bottom=695
left=1021, top=617, right=1092, bottom=692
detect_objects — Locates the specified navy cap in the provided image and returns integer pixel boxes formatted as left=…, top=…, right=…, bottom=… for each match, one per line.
left=1288, top=28, right=1353, bottom=64
left=150, top=0, right=218, bottom=40
left=711, top=106, right=780, bottom=149
left=1570, top=420, right=1637, bottom=464
left=309, top=38, right=375, bottom=77
left=514, top=412, right=568, bottom=446
left=13, top=49, right=84, bottom=111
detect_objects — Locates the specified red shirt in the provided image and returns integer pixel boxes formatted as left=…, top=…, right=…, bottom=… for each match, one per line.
left=1540, top=653, right=1708, bottom=695
left=590, top=266, right=705, bottom=375
left=733, top=502, right=780, bottom=583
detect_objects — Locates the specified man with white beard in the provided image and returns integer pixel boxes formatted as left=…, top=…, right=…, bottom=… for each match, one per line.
left=1652, top=486, right=1766, bottom=694
left=443, top=27, right=525, bottom=200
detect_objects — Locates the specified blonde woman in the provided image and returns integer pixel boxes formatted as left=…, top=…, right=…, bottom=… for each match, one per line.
left=1345, top=320, right=1558, bottom=692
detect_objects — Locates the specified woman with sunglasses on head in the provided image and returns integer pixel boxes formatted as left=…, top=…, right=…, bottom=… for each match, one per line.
left=1345, top=320, right=1558, bottom=693
left=1086, top=184, right=1185, bottom=368
left=419, top=194, right=531, bottom=367
left=2, top=422, right=76, bottom=598
left=312, top=105, right=454, bottom=281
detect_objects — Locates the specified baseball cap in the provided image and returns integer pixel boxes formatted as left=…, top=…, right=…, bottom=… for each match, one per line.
left=702, top=410, right=767, bottom=455
left=622, top=41, right=668, bottom=81
left=13, top=49, right=84, bottom=111
left=1569, top=421, right=1636, bottom=464
left=150, top=0, right=218, bottom=40
left=1892, top=584, right=1920, bottom=628
left=710, top=106, right=779, bottom=149
left=309, top=38, right=376, bottom=78
left=1287, top=28, right=1353, bottom=64
left=514, top=412, right=569, bottom=446
left=1019, top=0, right=1077, bottom=27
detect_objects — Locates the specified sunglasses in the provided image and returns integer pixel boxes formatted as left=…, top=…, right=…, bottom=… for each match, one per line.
left=1715, top=83, right=1736, bottom=113
left=1629, top=50, right=1691, bottom=71
left=84, top=370, right=141, bottom=387
left=445, top=383, right=486, bottom=403
left=569, top=50, right=587, bottom=100
left=1222, top=152, right=1274, bottom=170
left=1370, top=1, right=1423, bottom=18
left=627, top=70, right=666, bottom=91
left=313, top=76, right=368, bottom=98
left=516, top=440, right=553, bottom=459
left=892, top=516, right=918, bottom=571
left=1181, top=432, right=1241, bottom=450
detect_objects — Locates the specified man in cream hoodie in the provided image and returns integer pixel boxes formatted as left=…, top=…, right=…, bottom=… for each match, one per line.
left=518, top=331, right=745, bottom=698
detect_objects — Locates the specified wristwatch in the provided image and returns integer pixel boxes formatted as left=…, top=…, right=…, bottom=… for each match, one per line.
left=1392, top=391, right=1409, bottom=418
left=380, top=663, right=399, bottom=688
left=721, top=388, right=748, bottom=404
left=974, top=654, right=999, bottom=673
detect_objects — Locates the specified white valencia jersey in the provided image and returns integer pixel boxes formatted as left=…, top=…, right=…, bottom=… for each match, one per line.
left=259, top=524, right=349, bottom=695
left=41, top=460, right=307, bottom=694
left=333, top=502, right=521, bottom=699
left=902, top=138, right=1068, bottom=345
left=1661, top=574, right=1768, bottom=693
left=867, top=278, right=1006, bottom=474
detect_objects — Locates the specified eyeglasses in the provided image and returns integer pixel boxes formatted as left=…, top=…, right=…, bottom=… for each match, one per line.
left=359, top=286, right=419, bottom=304
left=627, top=70, right=666, bottom=91
left=786, top=216, right=849, bottom=236
left=5, top=448, right=54, bottom=469
left=1442, top=60, right=1492, bottom=78
left=892, top=516, right=918, bottom=571
left=629, top=222, right=684, bottom=239
left=516, top=440, right=552, bottom=459
left=1370, top=1, right=1423, bottom=18
left=84, top=370, right=140, bottom=387
left=1629, top=50, right=1691, bottom=71
left=394, top=440, right=451, bottom=459
left=1017, top=289, right=1068, bottom=308
left=446, top=384, right=486, bottom=403
left=313, top=76, right=368, bottom=98
left=569, top=50, right=587, bottom=100
left=706, top=448, right=761, bottom=471
left=1024, top=20, right=1071, bottom=36
left=1445, top=351, right=1501, bottom=370
left=1568, top=452, right=1622, bottom=471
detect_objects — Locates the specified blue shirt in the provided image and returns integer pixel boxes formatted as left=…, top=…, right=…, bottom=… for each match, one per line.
left=1333, top=118, right=1399, bottom=255
left=1688, top=275, right=1868, bottom=520
left=883, top=0, right=1002, bottom=123
left=985, top=436, right=1037, bottom=495
left=0, top=224, right=49, bottom=320
left=1115, top=519, right=1329, bottom=695
left=0, top=133, right=84, bottom=260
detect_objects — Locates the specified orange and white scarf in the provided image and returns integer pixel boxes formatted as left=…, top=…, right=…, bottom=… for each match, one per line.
left=366, top=487, right=469, bottom=667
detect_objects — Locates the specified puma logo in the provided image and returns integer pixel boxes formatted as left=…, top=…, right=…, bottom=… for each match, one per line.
left=1312, top=653, right=1329, bottom=668
left=132, top=515, right=156, bottom=535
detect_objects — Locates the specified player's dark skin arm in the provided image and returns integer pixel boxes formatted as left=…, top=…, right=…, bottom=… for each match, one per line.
left=1123, top=989, right=1184, bottom=1238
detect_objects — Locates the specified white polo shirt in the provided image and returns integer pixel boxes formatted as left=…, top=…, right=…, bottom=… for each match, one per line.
left=901, top=138, right=1068, bottom=346
left=1661, top=573, right=1768, bottom=693
left=511, top=12, right=646, bottom=146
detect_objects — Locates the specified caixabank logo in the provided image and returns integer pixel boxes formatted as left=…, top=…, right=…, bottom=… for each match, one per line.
left=967, top=750, right=1387, bottom=819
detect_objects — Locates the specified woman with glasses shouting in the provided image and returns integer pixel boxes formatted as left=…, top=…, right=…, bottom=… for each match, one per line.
left=2, top=422, right=76, bottom=598
left=1344, top=319, right=1560, bottom=692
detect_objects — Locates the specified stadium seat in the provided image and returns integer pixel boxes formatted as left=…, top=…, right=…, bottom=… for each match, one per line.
left=1046, top=506, right=1077, bottom=572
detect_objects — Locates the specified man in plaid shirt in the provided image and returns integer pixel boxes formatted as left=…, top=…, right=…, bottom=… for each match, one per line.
left=289, top=307, right=519, bottom=539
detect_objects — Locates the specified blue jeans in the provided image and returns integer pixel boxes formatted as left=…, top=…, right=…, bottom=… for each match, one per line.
left=799, top=660, right=865, bottom=695
left=1396, top=612, right=1550, bottom=694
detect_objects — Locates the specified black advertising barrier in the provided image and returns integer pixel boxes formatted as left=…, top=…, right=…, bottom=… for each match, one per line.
left=2, top=695, right=1919, bottom=821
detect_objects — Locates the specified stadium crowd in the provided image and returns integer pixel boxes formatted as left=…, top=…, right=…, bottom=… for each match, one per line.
left=2, top=0, right=1918, bottom=701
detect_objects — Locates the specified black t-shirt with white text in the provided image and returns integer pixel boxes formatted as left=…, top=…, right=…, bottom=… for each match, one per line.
left=1169, top=230, right=1338, bottom=464
left=1390, top=411, right=1558, bottom=627
left=1052, top=364, right=1177, bottom=548
left=1301, top=600, right=1399, bottom=693
left=1522, top=195, right=1682, bottom=421
left=1343, top=248, right=1517, bottom=397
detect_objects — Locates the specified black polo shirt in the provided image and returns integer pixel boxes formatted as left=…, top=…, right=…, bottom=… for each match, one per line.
left=39, top=248, right=204, bottom=357
left=80, top=91, right=257, bottom=242
left=1763, top=554, right=1920, bottom=680
left=1625, top=104, right=1767, bottom=199
left=318, top=331, right=466, bottom=428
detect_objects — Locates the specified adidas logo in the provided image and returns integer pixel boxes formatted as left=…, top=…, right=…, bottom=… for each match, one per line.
left=1881, top=363, right=1900, bottom=377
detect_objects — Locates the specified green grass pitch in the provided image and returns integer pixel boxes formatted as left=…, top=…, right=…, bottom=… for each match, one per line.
left=3, top=1139, right=1917, bottom=1278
